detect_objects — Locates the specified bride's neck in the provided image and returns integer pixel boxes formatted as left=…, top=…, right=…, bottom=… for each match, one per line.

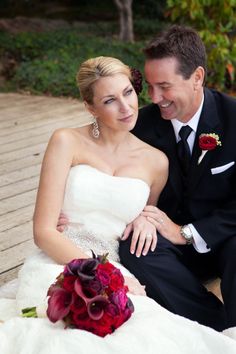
left=96, top=130, right=131, bottom=153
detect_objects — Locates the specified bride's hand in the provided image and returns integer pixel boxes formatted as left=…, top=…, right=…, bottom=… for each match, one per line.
left=56, top=212, right=69, bottom=232
left=122, top=215, right=157, bottom=257
left=124, top=276, right=146, bottom=296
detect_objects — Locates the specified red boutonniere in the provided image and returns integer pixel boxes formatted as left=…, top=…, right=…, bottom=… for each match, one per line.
left=198, top=133, right=222, bottom=164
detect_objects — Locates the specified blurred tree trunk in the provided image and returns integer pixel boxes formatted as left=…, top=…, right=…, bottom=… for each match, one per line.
left=114, top=0, right=134, bottom=42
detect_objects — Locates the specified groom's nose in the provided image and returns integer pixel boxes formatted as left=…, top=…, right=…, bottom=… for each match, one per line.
left=150, top=87, right=163, bottom=104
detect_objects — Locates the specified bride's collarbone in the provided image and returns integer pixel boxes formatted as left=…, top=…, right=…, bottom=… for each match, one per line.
left=72, top=138, right=149, bottom=180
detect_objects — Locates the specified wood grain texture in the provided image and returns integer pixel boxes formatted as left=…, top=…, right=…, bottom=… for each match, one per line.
left=0, top=93, right=91, bottom=286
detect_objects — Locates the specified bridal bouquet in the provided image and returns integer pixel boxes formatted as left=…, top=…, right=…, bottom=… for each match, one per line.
left=46, top=253, right=134, bottom=337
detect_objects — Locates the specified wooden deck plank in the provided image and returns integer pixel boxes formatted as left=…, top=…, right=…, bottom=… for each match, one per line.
left=0, top=205, right=33, bottom=232
left=0, top=176, right=39, bottom=199
left=0, top=93, right=91, bottom=286
left=0, top=239, right=36, bottom=274
left=0, top=222, right=33, bottom=251
left=0, top=267, right=21, bottom=285
left=0, top=165, right=41, bottom=187
left=0, top=153, right=44, bottom=175
left=0, top=110, right=87, bottom=136
left=0, top=143, right=47, bottom=164
left=0, top=189, right=37, bottom=216
left=0, top=102, right=88, bottom=129
left=0, top=115, right=88, bottom=149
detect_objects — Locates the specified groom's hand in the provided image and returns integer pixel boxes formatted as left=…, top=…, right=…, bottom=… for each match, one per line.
left=121, top=215, right=157, bottom=257
left=56, top=212, right=69, bottom=232
left=141, top=206, right=185, bottom=245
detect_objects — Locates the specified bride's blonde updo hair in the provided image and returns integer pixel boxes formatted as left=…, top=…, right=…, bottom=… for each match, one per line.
left=76, top=56, right=131, bottom=104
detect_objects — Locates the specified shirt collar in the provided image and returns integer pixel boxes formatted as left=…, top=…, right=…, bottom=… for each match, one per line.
left=171, top=96, right=204, bottom=141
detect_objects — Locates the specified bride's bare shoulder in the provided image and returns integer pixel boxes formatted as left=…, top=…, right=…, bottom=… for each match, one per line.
left=49, top=125, right=92, bottom=146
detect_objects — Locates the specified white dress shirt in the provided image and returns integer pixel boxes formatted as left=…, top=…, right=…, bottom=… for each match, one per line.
left=171, top=97, right=210, bottom=253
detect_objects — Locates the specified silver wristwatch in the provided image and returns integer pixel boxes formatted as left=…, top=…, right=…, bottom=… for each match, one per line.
left=180, top=225, right=194, bottom=245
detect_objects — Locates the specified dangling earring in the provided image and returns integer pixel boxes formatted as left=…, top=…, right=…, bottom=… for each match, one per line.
left=92, top=117, right=100, bottom=139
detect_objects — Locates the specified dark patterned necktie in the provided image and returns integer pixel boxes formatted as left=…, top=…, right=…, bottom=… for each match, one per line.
left=177, top=125, right=192, bottom=175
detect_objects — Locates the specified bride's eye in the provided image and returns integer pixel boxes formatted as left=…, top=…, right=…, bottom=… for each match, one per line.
left=104, top=98, right=115, bottom=104
left=125, top=88, right=134, bottom=96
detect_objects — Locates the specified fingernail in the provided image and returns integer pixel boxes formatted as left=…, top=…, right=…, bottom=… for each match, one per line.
left=142, top=252, right=147, bottom=256
left=136, top=254, right=140, bottom=258
left=131, top=250, right=134, bottom=254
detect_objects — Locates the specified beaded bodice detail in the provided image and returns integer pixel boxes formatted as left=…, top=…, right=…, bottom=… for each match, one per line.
left=62, top=165, right=150, bottom=260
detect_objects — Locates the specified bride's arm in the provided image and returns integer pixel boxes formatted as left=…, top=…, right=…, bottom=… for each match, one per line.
left=33, top=129, right=88, bottom=264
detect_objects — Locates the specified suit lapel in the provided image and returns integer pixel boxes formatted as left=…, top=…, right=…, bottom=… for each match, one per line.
left=188, top=88, right=222, bottom=192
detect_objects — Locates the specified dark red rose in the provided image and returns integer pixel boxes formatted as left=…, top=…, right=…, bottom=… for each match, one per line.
left=109, top=269, right=124, bottom=292
left=70, top=293, right=87, bottom=315
left=110, top=288, right=128, bottom=311
left=199, top=135, right=217, bottom=150
left=62, top=275, right=77, bottom=292
left=130, top=67, right=143, bottom=95
left=97, top=261, right=116, bottom=274
left=198, top=133, right=221, bottom=152
left=96, top=267, right=110, bottom=287
left=72, top=309, right=90, bottom=327
left=92, top=312, right=114, bottom=337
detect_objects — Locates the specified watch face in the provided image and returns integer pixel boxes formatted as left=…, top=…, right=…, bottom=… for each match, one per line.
left=181, top=226, right=193, bottom=244
left=184, top=229, right=192, bottom=239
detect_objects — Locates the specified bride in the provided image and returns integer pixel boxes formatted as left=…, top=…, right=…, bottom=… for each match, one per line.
left=0, top=56, right=236, bottom=354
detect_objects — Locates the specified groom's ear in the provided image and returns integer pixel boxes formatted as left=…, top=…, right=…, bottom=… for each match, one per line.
left=193, top=66, right=205, bottom=89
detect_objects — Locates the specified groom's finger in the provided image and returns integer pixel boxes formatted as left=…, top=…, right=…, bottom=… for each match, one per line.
left=141, top=211, right=159, bottom=219
left=146, top=216, right=162, bottom=231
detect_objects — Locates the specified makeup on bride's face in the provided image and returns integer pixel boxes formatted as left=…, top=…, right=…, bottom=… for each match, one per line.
left=90, top=74, right=139, bottom=130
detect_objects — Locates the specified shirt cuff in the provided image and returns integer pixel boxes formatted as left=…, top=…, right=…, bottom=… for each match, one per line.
left=188, top=224, right=210, bottom=253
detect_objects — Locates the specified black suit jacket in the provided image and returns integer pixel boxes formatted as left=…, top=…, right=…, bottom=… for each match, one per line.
left=132, top=88, right=236, bottom=251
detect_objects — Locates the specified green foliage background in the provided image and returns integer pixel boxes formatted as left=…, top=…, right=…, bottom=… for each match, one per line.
left=166, top=0, right=236, bottom=91
left=0, top=27, right=150, bottom=104
left=1, top=0, right=236, bottom=103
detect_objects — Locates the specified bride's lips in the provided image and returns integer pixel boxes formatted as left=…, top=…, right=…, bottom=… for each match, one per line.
left=118, top=114, right=133, bottom=123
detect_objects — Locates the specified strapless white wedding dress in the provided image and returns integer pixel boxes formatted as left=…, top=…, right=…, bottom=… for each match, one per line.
left=0, top=165, right=236, bottom=354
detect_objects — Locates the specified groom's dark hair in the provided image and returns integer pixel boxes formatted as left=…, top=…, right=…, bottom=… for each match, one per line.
left=144, top=25, right=207, bottom=80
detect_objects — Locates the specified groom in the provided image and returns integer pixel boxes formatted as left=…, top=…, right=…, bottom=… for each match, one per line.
left=119, top=25, right=236, bottom=331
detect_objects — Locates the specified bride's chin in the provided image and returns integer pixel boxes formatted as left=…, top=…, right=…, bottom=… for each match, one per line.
left=125, top=119, right=137, bottom=131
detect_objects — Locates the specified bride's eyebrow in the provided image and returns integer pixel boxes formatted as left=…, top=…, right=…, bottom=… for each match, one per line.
left=98, top=85, right=132, bottom=101
left=102, top=94, right=114, bottom=99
